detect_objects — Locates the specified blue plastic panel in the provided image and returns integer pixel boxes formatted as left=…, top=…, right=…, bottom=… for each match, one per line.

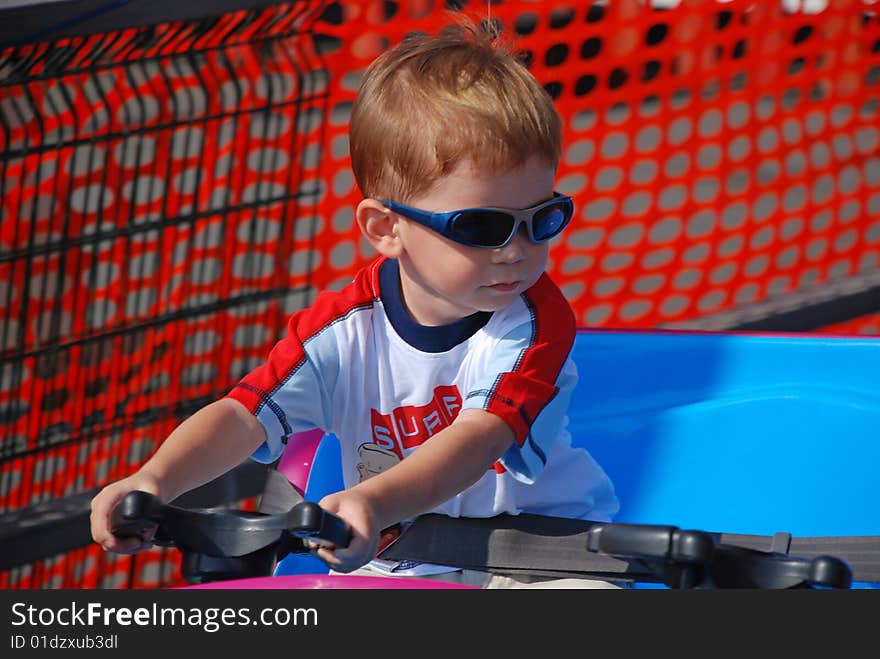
left=568, top=330, right=880, bottom=537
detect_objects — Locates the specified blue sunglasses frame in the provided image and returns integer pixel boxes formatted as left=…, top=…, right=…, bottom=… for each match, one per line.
left=378, top=192, right=574, bottom=249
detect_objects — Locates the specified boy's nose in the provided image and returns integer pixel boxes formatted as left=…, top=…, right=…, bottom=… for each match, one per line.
left=490, top=224, right=529, bottom=262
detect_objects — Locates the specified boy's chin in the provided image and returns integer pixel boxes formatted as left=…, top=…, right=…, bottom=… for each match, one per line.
left=477, top=292, right=523, bottom=312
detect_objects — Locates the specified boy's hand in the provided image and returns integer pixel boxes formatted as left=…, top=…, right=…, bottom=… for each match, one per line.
left=310, top=489, right=380, bottom=573
left=89, top=472, right=163, bottom=554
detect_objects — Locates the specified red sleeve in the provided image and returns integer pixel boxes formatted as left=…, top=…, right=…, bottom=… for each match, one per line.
left=226, top=258, right=383, bottom=416
left=486, top=273, right=576, bottom=446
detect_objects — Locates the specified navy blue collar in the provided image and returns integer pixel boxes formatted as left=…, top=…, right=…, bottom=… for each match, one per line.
left=379, top=259, right=492, bottom=353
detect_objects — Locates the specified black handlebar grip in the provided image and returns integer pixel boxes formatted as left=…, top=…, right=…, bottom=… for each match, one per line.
left=289, top=502, right=352, bottom=548
left=109, top=490, right=164, bottom=543
left=809, top=555, right=853, bottom=589
left=587, top=522, right=715, bottom=564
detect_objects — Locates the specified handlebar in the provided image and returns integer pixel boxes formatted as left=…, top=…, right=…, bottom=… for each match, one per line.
left=109, top=491, right=852, bottom=589
left=587, top=522, right=852, bottom=589
left=110, top=490, right=351, bottom=583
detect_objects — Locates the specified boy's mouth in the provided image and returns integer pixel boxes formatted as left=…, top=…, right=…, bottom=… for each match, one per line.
left=488, top=281, right=520, bottom=292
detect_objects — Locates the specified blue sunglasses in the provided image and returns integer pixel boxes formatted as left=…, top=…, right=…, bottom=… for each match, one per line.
left=378, top=192, right=574, bottom=249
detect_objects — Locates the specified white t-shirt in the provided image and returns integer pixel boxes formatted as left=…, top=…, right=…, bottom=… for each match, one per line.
left=228, top=257, right=618, bottom=522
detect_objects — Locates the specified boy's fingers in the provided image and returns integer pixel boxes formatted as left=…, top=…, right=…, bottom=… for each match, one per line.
left=313, top=546, right=340, bottom=568
left=312, top=543, right=361, bottom=572
left=97, top=535, right=150, bottom=554
left=91, top=501, right=155, bottom=554
left=89, top=492, right=122, bottom=539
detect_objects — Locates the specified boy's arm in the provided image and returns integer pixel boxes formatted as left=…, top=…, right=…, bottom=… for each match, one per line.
left=315, top=408, right=514, bottom=572
left=90, top=398, right=267, bottom=553
left=131, top=398, right=268, bottom=503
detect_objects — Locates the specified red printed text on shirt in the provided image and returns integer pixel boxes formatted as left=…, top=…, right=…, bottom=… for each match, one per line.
left=371, top=385, right=462, bottom=459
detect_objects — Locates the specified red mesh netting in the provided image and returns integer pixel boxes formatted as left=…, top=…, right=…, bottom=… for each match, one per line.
left=311, top=0, right=880, bottom=326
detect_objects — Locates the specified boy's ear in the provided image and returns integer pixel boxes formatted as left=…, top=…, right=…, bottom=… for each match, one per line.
left=356, top=198, right=403, bottom=258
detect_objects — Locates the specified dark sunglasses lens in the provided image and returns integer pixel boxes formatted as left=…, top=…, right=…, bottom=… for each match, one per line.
left=452, top=211, right=515, bottom=247
left=533, top=201, right=572, bottom=240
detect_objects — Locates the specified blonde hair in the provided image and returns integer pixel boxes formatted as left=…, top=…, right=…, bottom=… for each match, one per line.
left=349, top=20, right=562, bottom=202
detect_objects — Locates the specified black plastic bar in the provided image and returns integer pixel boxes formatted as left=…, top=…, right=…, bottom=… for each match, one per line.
left=0, top=0, right=302, bottom=47
left=0, top=458, right=271, bottom=571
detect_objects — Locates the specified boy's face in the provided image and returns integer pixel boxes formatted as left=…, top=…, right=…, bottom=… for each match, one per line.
left=394, top=156, right=557, bottom=326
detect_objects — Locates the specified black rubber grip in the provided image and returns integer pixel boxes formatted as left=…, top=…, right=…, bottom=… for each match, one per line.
left=109, top=490, right=164, bottom=543
left=288, top=501, right=352, bottom=548
left=587, top=523, right=715, bottom=564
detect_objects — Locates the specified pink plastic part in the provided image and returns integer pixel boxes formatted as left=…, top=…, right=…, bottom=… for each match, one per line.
left=276, top=428, right=325, bottom=496
left=181, top=574, right=476, bottom=589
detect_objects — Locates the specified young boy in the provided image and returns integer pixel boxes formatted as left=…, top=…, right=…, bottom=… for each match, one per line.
left=90, top=21, right=618, bottom=587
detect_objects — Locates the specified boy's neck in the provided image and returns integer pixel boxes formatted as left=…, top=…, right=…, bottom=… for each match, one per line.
left=379, top=259, right=491, bottom=353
